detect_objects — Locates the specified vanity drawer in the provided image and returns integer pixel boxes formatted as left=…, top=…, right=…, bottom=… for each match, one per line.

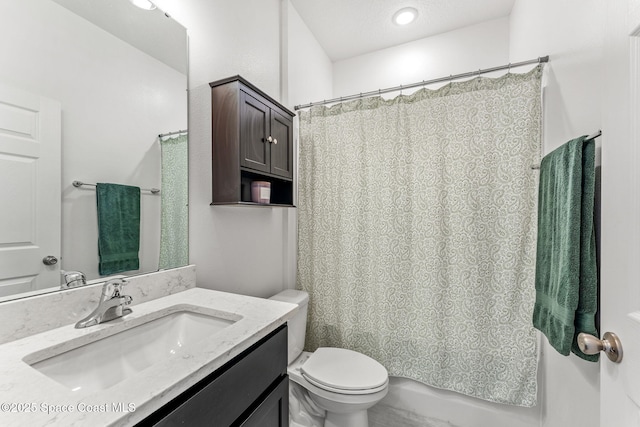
left=144, top=324, right=287, bottom=427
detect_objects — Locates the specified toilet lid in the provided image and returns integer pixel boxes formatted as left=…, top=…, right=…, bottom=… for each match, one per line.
left=301, top=347, right=388, bottom=392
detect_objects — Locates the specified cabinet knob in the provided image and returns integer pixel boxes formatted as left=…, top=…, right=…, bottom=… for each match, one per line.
left=266, top=136, right=273, bottom=143
left=273, top=138, right=278, bottom=144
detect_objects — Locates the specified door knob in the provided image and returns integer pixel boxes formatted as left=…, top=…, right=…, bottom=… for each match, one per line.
left=577, top=332, right=623, bottom=363
left=42, top=255, right=58, bottom=266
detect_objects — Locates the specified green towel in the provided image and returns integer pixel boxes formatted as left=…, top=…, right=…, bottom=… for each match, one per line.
left=96, top=183, right=141, bottom=276
left=532, top=136, right=598, bottom=362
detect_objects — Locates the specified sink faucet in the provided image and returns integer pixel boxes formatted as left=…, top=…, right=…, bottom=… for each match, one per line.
left=75, top=278, right=133, bottom=329
left=61, top=270, right=86, bottom=289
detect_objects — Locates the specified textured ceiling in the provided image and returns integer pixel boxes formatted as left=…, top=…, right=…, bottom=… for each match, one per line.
left=290, top=0, right=516, bottom=61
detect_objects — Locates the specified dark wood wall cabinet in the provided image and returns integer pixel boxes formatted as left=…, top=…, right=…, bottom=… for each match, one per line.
left=210, top=76, right=295, bottom=206
left=141, top=325, right=289, bottom=427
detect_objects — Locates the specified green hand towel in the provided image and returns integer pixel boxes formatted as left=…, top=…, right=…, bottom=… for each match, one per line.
left=96, top=183, right=141, bottom=276
left=532, top=136, right=598, bottom=362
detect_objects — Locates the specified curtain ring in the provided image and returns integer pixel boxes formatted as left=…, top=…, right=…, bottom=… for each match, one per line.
left=508, top=63, right=512, bottom=74
left=399, top=84, right=403, bottom=95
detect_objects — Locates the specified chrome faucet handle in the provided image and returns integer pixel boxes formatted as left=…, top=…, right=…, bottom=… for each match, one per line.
left=75, top=278, right=132, bottom=329
left=61, top=270, right=86, bottom=289
left=101, top=278, right=128, bottom=299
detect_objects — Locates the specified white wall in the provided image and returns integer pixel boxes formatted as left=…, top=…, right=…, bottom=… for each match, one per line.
left=333, top=17, right=510, bottom=99
left=0, top=0, right=187, bottom=281
left=510, top=0, right=604, bottom=156
left=509, top=1, right=604, bottom=427
left=154, top=0, right=282, bottom=96
left=191, top=79, right=293, bottom=298
left=152, top=0, right=302, bottom=297
left=151, top=0, right=333, bottom=298
left=286, top=1, right=333, bottom=110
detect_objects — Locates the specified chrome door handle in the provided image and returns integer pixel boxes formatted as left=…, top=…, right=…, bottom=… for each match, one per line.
left=42, top=255, right=58, bottom=266
left=577, top=332, right=623, bottom=363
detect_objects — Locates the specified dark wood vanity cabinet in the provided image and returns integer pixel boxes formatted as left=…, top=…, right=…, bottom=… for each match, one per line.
left=211, top=76, right=295, bottom=206
left=141, top=325, right=289, bottom=427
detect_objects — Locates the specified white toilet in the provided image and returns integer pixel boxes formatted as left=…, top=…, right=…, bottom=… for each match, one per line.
left=270, top=290, right=389, bottom=427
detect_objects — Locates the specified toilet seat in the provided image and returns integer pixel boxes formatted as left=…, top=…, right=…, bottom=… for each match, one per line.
left=301, top=347, right=388, bottom=395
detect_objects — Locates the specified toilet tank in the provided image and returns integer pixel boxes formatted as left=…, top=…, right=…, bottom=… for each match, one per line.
left=270, top=289, right=309, bottom=364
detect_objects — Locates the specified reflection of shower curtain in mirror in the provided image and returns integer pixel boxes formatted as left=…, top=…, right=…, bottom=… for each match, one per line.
left=298, top=66, right=542, bottom=407
left=159, top=134, right=188, bottom=269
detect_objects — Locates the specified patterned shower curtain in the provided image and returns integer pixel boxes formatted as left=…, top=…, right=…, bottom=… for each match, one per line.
left=297, top=66, right=542, bottom=407
left=159, top=133, right=188, bottom=269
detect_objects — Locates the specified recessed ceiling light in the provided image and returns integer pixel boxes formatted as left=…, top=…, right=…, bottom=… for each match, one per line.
left=393, top=7, right=418, bottom=26
left=129, top=0, right=157, bottom=10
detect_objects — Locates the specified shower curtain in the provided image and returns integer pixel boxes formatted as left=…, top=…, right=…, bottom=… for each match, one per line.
left=159, top=133, right=188, bottom=269
left=297, top=66, right=542, bottom=407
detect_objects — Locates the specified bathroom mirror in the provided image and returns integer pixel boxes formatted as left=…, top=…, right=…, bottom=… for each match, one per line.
left=0, top=0, right=188, bottom=301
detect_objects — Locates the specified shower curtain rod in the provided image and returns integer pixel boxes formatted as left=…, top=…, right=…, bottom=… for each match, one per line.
left=294, top=55, right=550, bottom=110
left=159, top=129, right=188, bottom=138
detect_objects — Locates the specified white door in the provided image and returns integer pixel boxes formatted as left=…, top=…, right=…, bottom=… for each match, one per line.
left=0, top=84, right=61, bottom=297
left=600, top=1, right=640, bottom=425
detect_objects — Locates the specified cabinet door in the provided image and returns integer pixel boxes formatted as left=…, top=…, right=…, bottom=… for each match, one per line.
left=240, top=91, right=270, bottom=174
left=270, top=110, right=293, bottom=179
left=240, top=377, right=289, bottom=427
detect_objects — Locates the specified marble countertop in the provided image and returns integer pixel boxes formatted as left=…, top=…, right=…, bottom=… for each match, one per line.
left=0, top=288, right=297, bottom=426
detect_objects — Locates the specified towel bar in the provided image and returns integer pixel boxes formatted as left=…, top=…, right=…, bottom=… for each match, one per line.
left=531, top=130, right=602, bottom=170
left=72, top=180, right=160, bottom=194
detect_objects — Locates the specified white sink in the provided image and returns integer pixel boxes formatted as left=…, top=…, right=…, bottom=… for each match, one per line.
left=27, top=310, right=236, bottom=393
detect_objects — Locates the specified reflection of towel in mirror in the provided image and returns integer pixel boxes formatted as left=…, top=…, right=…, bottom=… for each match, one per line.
left=532, top=135, right=598, bottom=362
left=96, top=183, right=140, bottom=276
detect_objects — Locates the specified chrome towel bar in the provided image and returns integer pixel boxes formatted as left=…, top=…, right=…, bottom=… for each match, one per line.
left=72, top=180, right=160, bottom=194
left=531, top=130, right=602, bottom=170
